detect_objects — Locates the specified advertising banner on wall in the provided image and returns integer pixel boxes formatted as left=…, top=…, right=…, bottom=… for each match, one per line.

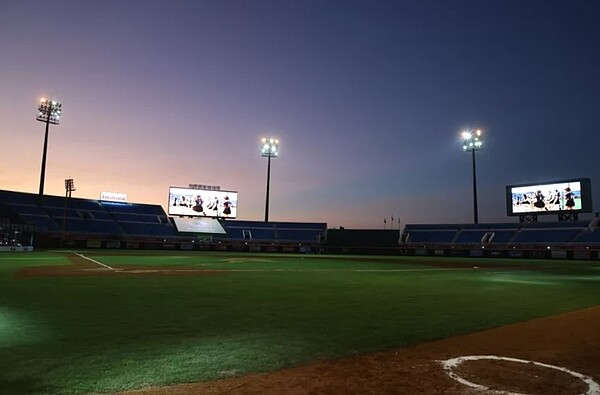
left=100, top=192, right=128, bottom=203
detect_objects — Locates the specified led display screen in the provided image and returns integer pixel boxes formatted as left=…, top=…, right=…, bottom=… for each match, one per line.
left=506, top=178, right=592, bottom=216
left=168, top=187, right=238, bottom=218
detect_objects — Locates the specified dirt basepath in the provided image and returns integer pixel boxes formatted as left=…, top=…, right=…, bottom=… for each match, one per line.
left=119, top=306, right=600, bottom=395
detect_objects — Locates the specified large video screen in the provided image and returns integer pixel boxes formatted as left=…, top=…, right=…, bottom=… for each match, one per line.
left=168, top=187, right=238, bottom=218
left=506, top=178, right=592, bottom=216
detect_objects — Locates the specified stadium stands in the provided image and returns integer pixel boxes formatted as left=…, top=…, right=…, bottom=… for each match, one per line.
left=573, top=230, right=600, bottom=244
left=454, top=230, right=489, bottom=244
left=1, top=188, right=596, bottom=258
left=402, top=221, right=596, bottom=246
left=0, top=189, right=327, bottom=250
left=405, top=230, right=457, bottom=244
left=397, top=219, right=600, bottom=259
left=0, top=189, right=177, bottom=239
left=512, top=229, right=583, bottom=244
left=220, top=220, right=326, bottom=244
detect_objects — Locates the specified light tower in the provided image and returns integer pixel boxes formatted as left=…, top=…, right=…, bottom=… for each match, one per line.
left=261, top=137, right=279, bottom=222
left=462, top=129, right=483, bottom=224
left=37, top=98, right=62, bottom=195
left=62, top=178, right=76, bottom=244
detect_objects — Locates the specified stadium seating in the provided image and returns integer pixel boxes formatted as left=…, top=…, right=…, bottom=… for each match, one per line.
left=405, top=230, right=457, bottom=244
left=573, top=230, right=600, bottom=244
left=0, top=189, right=176, bottom=238
left=454, top=230, right=488, bottom=244
left=402, top=220, right=595, bottom=247
left=0, top=190, right=327, bottom=244
left=512, top=229, right=583, bottom=244
left=487, top=230, right=517, bottom=243
left=3, top=188, right=596, bottom=254
left=221, top=220, right=326, bottom=243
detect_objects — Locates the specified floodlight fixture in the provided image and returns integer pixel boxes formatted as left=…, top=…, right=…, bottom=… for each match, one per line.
left=37, top=98, right=63, bottom=195
left=37, top=98, right=62, bottom=125
left=261, top=137, right=279, bottom=157
left=65, top=178, right=76, bottom=197
left=462, top=129, right=483, bottom=152
left=260, top=136, right=280, bottom=222
left=461, top=128, right=484, bottom=224
left=62, top=178, right=75, bottom=245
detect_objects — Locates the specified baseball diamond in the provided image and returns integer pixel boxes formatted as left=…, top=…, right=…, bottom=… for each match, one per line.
left=1, top=251, right=599, bottom=394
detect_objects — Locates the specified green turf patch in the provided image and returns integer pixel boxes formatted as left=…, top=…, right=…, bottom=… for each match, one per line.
left=0, top=252, right=599, bottom=394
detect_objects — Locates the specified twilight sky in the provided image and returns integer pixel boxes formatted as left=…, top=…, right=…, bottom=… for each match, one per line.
left=1, top=0, right=599, bottom=228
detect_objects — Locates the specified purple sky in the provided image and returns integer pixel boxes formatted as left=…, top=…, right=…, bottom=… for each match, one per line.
left=1, top=0, right=599, bottom=228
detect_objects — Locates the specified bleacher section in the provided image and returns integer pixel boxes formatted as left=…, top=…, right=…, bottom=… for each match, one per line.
left=403, top=220, right=596, bottom=247
left=405, top=230, right=457, bottom=244
left=512, top=229, right=583, bottom=244
left=5, top=187, right=594, bottom=256
left=573, top=231, right=600, bottom=244
left=0, top=189, right=177, bottom=239
left=0, top=189, right=328, bottom=250
left=454, top=230, right=488, bottom=244
left=220, top=220, right=326, bottom=244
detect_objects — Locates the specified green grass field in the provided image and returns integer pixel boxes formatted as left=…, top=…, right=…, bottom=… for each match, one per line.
left=1, top=251, right=600, bottom=394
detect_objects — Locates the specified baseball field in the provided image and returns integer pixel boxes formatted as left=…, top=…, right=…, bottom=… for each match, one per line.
left=1, top=251, right=599, bottom=394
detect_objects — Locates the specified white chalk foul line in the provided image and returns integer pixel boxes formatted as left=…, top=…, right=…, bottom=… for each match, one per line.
left=73, top=252, right=114, bottom=270
left=440, top=355, right=600, bottom=395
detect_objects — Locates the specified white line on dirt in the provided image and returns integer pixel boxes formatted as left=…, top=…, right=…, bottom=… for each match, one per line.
left=440, top=355, right=600, bottom=395
left=73, top=252, right=114, bottom=270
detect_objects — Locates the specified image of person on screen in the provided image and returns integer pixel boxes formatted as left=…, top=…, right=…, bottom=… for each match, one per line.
left=565, top=187, right=575, bottom=210
left=222, top=196, right=232, bottom=216
left=548, top=189, right=560, bottom=210
left=207, top=197, right=219, bottom=213
left=179, top=195, right=190, bottom=207
left=192, top=195, right=205, bottom=214
left=533, top=191, right=546, bottom=210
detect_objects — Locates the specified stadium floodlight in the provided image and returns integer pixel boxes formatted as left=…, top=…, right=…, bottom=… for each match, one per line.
left=64, top=178, right=75, bottom=197
left=261, top=137, right=279, bottom=222
left=37, top=98, right=63, bottom=195
left=62, top=178, right=76, bottom=245
left=461, top=128, right=483, bottom=224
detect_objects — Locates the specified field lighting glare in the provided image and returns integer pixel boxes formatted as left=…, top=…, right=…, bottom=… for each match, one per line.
left=462, top=129, right=482, bottom=152
left=261, top=138, right=279, bottom=157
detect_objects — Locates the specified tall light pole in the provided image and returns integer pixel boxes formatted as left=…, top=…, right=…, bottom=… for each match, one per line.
left=37, top=98, right=62, bottom=195
left=261, top=137, right=279, bottom=222
left=62, top=178, right=76, bottom=245
left=462, top=129, right=483, bottom=224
